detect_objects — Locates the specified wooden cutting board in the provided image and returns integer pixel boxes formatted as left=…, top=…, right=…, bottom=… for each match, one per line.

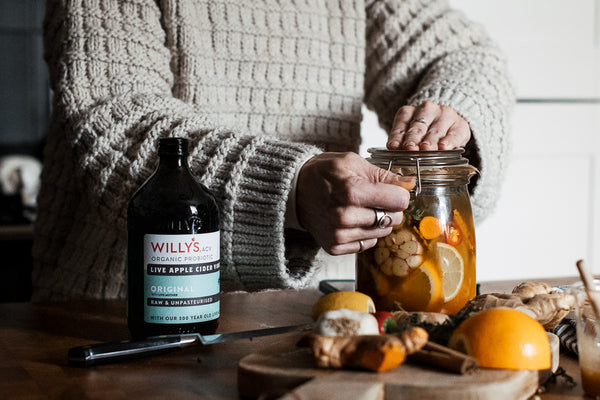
left=237, top=334, right=542, bottom=400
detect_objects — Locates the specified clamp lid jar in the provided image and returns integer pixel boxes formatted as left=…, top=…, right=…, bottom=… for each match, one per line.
left=356, top=149, right=478, bottom=314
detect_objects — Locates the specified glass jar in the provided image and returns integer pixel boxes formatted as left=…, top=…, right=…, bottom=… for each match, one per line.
left=567, top=280, right=600, bottom=398
left=356, top=149, right=478, bottom=314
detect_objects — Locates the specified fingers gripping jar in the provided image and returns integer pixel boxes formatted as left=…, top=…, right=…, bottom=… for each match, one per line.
left=356, top=149, right=478, bottom=315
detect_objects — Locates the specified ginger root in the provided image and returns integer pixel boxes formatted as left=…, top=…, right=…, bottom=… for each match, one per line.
left=299, top=326, right=428, bottom=372
left=512, top=281, right=553, bottom=299
left=385, top=282, right=575, bottom=345
left=391, top=310, right=455, bottom=345
left=393, top=311, right=450, bottom=328
left=458, top=281, right=575, bottom=330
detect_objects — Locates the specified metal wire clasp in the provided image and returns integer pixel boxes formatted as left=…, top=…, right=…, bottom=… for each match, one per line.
left=386, top=157, right=422, bottom=196
left=412, top=157, right=422, bottom=196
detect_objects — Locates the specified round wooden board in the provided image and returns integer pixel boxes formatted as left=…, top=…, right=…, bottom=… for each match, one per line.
left=237, top=334, right=541, bottom=400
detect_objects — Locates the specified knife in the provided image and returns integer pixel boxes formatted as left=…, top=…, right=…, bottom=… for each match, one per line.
left=68, top=323, right=313, bottom=367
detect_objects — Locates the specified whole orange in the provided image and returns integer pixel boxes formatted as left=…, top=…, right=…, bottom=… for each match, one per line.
left=448, top=308, right=550, bottom=370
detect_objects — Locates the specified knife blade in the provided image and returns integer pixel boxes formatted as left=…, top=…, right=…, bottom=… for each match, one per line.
left=68, top=323, right=313, bottom=367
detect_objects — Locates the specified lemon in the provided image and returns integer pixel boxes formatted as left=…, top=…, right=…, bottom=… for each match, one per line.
left=437, top=242, right=464, bottom=302
left=392, top=260, right=444, bottom=312
left=311, top=291, right=376, bottom=320
left=448, top=308, right=551, bottom=370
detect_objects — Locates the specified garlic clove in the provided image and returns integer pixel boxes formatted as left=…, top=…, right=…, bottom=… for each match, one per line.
left=381, top=257, right=393, bottom=275
left=395, top=229, right=412, bottom=244
left=399, top=241, right=419, bottom=254
left=406, top=255, right=423, bottom=268
left=392, top=258, right=410, bottom=277
left=374, top=247, right=390, bottom=265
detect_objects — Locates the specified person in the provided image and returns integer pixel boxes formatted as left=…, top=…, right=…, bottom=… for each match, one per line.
left=32, top=0, right=514, bottom=300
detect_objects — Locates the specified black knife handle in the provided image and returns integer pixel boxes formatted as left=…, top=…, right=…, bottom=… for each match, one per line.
left=68, top=335, right=186, bottom=367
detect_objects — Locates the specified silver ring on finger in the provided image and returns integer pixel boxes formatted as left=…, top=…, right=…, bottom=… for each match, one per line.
left=358, top=240, right=365, bottom=253
left=411, top=117, right=427, bottom=125
left=374, top=209, right=393, bottom=229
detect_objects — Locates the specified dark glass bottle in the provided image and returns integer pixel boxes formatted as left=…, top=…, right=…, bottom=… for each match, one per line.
left=127, top=137, right=220, bottom=339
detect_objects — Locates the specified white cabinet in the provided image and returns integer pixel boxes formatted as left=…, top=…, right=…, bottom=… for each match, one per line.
left=450, top=0, right=600, bottom=98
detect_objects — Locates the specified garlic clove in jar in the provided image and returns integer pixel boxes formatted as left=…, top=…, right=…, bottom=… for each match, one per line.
left=373, top=228, right=425, bottom=277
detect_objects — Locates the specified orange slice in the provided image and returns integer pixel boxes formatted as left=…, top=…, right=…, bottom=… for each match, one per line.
left=393, top=260, right=443, bottom=312
left=437, top=243, right=464, bottom=302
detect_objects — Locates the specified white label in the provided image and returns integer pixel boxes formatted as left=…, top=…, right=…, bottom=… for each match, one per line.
left=143, top=232, right=220, bottom=324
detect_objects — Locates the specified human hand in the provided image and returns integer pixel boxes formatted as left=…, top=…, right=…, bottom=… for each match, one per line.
left=387, top=101, right=471, bottom=150
left=296, top=152, right=415, bottom=255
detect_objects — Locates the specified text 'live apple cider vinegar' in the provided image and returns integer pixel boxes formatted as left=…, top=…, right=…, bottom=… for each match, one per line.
left=127, top=138, right=220, bottom=338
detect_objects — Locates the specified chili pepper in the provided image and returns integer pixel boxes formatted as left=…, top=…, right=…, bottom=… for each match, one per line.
left=445, top=221, right=463, bottom=246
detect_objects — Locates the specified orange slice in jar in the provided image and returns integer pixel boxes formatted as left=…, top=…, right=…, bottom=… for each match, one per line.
left=393, top=260, right=443, bottom=312
left=436, top=243, right=465, bottom=302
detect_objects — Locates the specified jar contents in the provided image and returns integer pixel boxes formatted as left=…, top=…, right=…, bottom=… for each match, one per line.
left=356, top=149, right=477, bottom=315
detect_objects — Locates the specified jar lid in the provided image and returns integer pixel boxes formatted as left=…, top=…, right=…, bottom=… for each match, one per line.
left=366, top=148, right=469, bottom=168
left=366, top=148, right=478, bottom=189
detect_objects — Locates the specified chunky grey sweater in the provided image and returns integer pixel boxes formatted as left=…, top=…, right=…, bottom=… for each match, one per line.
left=33, top=0, right=514, bottom=300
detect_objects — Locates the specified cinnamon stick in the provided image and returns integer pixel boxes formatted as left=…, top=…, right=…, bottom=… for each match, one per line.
left=409, top=341, right=478, bottom=374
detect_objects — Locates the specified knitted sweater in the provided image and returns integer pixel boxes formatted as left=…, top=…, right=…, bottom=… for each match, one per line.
left=33, top=0, right=514, bottom=300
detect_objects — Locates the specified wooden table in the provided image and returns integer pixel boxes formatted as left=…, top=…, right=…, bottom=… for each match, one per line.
left=0, top=278, right=587, bottom=399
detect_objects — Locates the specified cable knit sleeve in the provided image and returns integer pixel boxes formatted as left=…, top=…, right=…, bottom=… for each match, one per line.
left=36, top=0, right=323, bottom=299
left=363, top=0, right=515, bottom=222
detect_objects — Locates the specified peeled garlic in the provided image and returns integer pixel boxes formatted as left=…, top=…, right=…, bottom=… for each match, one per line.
left=373, top=228, right=424, bottom=277
left=392, top=258, right=410, bottom=276
left=314, top=309, right=380, bottom=336
left=374, top=247, right=390, bottom=265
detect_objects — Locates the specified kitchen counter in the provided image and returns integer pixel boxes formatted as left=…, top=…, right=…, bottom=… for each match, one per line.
left=0, top=278, right=586, bottom=399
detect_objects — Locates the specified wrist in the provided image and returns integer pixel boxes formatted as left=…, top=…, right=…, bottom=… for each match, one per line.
left=284, top=155, right=315, bottom=231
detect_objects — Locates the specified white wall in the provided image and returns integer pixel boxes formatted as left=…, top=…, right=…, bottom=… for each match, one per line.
left=317, top=1, right=600, bottom=284
left=358, top=0, right=600, bottom=282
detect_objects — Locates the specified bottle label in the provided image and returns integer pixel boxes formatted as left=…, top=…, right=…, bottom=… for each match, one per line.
left=143, top=232, right=220, bottom=324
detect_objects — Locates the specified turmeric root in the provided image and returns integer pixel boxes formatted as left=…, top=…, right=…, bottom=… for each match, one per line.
left=397, top=326, right=430, bottom=354
left=299, top=326, right=428, bottom=372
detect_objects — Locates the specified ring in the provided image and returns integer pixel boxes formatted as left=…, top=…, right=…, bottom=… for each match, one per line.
left=412, top=117, right=427, bottom=125
left=374, top=209, right=393, bottom=229
left=358, top=240, right=365, bottom=253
